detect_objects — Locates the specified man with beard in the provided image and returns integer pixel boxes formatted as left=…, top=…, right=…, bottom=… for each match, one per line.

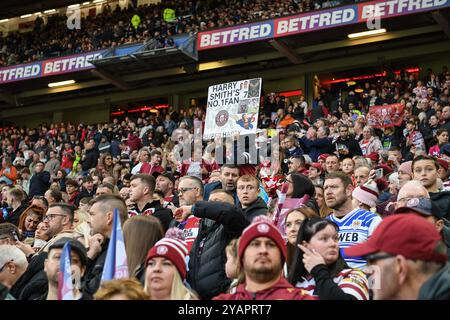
left=172, top=176, right=203, bottom=252
left=9, top=203, right=75, bottom=300
left=204, top=165, right=240, bottom=206
left=154, top=172, right=179, bottom=208
left=39, top=238, right=90, bottom=300
left=128, top=174, right=173, bottom=231
left=213, top=216, right=315, bottom=300
left=324, top=172, right=382, bottom=269
left=332, top=124, right=362, bottom=160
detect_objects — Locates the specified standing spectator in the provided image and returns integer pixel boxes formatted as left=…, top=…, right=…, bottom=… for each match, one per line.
left=324, top=154, right=340, bottom=174
left=81, top=141, right=99, bottom=174
left=10, top=203, right=75, bottom=300
left=188, top=192, right=249, bottom=300
left=98, top=136, right=111, bottom=155
left=29, top=162, right=50, bottom=198
left=4, top=188, right=28, bottom=226
left=345, top=214, right=450, bottom=300
left=19, top=168, right=31, bottom=195
left=84, top=195, right=128, bottom=296
left=172, top=176, right=203, bottom=252
left=140, top=150, right=164, bottom=175
left=359, top=126, right=382, bottom=156
left=429, top=129, right=449, bottom=157
left=128, top=174, right=173, bottom=231
left=324, top=172, right=382, bottom=269
left=354, top=166, right=371, bottom=187
left=236, top=175, right=268, bottom=222
left=0, top=157, right=17, bottom=186
left=214, top=216, right=315, bottom=300
left=288, top=217, right=369, bottom=300
left=154, top=173, right=179, bottom=208
left=284, top=207, right=319, bottom=270
left=131, top=148, right=150, bottom=174
left=123, top=215, right=164, bottom=283
left=203, top=165, right=240, bottom=205
left=75, top=176, right=96, bottom=207
left=44, top=151, right=60, bottom=179
left=39, top=238, right=90, bottom=300
left=332, top=125, right=362, bottom=160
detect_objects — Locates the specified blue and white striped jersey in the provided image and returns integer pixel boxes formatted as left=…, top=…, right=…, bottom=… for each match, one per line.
left=327, top=208, right=382, bottom=269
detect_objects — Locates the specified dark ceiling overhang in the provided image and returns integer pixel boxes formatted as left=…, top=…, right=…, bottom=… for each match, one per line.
left=0, top=0, right=95, bottom=19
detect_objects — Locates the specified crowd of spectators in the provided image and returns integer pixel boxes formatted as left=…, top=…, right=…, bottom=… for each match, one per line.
left=1, top=65, right=450, bottom=300
left=0, top=0, right=353, bottom=67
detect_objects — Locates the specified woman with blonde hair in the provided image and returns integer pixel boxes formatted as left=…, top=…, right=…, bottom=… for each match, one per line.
left=94, top=278, right=149, bottom=300
left=144, top=228, right=197, bottom=300
left=225, top=238, right=243, bottom=294
left=123, top=215, right=164, bottom=283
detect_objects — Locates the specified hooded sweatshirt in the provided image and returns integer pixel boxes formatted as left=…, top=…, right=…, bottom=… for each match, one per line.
left=213, top=277, right=316, bottom=300
left=417, top=263, right=450, bottom=300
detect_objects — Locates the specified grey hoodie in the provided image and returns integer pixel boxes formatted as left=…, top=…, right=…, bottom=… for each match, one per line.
left=417, top=263, right=450, bottom=300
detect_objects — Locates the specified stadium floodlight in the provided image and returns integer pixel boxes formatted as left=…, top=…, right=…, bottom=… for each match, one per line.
left=83, top=2, right=91, bottom=5
left=48, top=80, right=76, bottom=88
left=93, top=0, right=106, bottom=3
left=0, top=19, right=9, bottom=23
left=20, top=14, right=32, bottom=18
left=348, top=29, right=386, bottom=39
left=44, top=9, right=57, bottom=14
left=68, top=4, right=80, bottom=9
left=34, top=12, right=42, bottom=15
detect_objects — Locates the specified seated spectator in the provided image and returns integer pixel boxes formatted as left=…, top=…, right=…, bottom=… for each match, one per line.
left=0, top=245, right=29, bottom=299
left=214, top=216, right=315, bottom=300
left=345, top=214, right=450, bottom=300
left=17, top=205, right=45, bottom=243
left=94, top=278, right=149, bottom=300
left=288, top=217, right=369, bottom=300
left=144, top=228, right=197, bottom=300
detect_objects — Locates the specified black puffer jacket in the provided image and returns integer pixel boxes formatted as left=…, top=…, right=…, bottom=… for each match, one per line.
left=81, top=148, right=99, bottom=171
left=242, top=197, right=268, bottom=222
left=187, top=201, right=249, bottom=300
left=83, top=238, right=109, bottom=296
left=9, top=252, right=48, bottom=300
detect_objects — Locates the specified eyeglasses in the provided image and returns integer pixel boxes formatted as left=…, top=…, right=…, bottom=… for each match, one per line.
left=365, top=253, right=395, bottom=264
left=43, top=214, right=67, bottom=221
left=177, top=187, right=197, bottom=194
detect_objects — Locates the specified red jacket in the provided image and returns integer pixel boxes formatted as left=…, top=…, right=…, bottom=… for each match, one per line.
left=213, top=277, right=316, bottom=300
left=140, top=162, right=164, bottom=175
left=127, top=134, right=142, bottom=151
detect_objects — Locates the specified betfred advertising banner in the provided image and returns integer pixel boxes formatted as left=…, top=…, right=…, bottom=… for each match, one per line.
left=204, top=78, right=262, bottom=140
left=0, top=50, right=106, bottom=84
left=197, top=0, right=450, bottom=50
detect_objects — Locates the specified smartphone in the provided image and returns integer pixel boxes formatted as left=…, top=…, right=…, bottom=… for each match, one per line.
left=12, top=230, right=20, bottom=242
left=374, top=168, right=383, bottom=179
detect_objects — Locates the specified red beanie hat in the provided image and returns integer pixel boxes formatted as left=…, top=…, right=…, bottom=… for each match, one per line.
left=145, top=228, right=188, bottom=279
left=238, top=216, right=287, bottom=263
